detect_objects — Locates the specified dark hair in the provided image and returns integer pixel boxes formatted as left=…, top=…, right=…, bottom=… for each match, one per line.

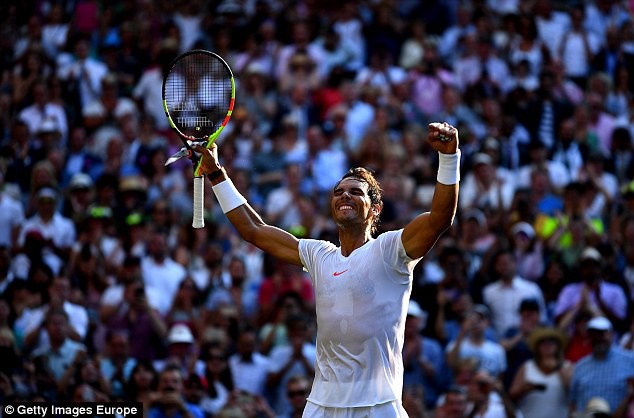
left=334, top=167, right=384, bottom=233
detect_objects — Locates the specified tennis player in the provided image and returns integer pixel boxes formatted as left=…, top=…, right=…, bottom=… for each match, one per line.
left=193, top=121, right=460, bottom=418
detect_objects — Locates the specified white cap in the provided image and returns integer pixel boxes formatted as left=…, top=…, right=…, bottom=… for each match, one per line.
left=167, top=324, right=195, bottom=344
left=587, top=316, right=612, bottom=331
left=511, top=222, right=535, bottom=239
left=69, top=173, right=94, bottom=190
left=581, top=247, right=602, bottom=263
left=585, top=397, right=610, bottom=414
left=407, top=301, right=428, bottom=329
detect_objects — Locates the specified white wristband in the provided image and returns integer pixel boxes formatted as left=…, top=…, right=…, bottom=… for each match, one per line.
left=212, top=179, right=247, bottom=213
left=437, top=150, right=461, bottom=185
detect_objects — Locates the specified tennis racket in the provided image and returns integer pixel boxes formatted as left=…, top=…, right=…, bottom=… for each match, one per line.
left=162, top=50, right=235, bottom=228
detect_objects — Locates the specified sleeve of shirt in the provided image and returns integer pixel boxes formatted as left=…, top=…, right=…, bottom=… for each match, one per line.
left=378, top=229, right=421, bottom=281
left=298, top=239, right=336, bottom=286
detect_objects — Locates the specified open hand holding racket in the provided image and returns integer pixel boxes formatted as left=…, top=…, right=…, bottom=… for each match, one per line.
left=162, top=50, right=235, bottom=228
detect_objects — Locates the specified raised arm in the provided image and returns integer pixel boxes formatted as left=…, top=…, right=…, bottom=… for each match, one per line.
left=401, top=122, right=460, bottom=260
left=193, top=144, right=302, bottom=266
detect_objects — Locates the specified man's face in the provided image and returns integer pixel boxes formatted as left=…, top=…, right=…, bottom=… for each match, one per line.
left=445, top=392, right=468, bottom=418
left=331, top=178, right=375, bottom=229
left=588, top=329, right=612, bottom=356
left=158, top=370, right=183, bottom=393
left=287, top=381, right=309, bottom=410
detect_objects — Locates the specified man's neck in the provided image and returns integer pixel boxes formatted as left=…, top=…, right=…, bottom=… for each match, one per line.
left=338, top=228, right=372, bottom=257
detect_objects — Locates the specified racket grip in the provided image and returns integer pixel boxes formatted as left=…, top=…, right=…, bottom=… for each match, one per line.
left=192, top=176, right=205, bottom=228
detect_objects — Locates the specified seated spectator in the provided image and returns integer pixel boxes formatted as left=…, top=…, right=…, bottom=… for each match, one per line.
left=258, top=291, right=305, bottom=355
left=16, top=187, right=76, bottom=276
left=228, top=328, right=271, bottom=397
left=30, top=308, right=86, bottom=400
left=266, top=314, right=316, bottom=415
left=105, top=279, right=167, bottom=362
left=99, top=329, right=136, bottom=400
left=483, top=248, right=547, bottom=337
left=570, top=317, right=634, bottom=415
left=446, top=305, right=507, bottom=380
left=280, top=374, right=312, bottom=418
left=17, top=276, right=88, bottom=351
left=403, top=300, right=446, bottom=410
left=509, top=326, right=572, bottom=418
left=467, top=369, right=518, bottom=418
left=148, top=365, right=204, bottom=418
left=124, top=361, right=159, bottom=407
left=199, top=343, right=233, bottom=417
left=509, top=222, right=545, bottom=283
left=435, top=384, right=470, bottom=418
left=500, top=298, right=542, bottom=388
left=554, top=247, right=628, bottom=331
left=153, top=324, right=203, bottom=378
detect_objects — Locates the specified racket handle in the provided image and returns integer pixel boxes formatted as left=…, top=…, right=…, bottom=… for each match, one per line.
left=192, top=176, right=205, bottom=228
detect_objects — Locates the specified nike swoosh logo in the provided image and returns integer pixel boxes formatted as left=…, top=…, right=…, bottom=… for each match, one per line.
left=333, top=270, right=348, bottom=276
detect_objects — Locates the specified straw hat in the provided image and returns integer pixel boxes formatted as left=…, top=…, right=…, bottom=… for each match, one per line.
left=527, top=326, right=567, bottom=352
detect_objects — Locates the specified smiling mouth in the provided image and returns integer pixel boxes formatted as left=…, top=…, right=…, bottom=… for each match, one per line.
left=338, top=205, right=354, bottom=211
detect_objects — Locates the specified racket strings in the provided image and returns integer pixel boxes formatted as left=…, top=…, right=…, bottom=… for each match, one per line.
left=165, top=53, right=233, bottom=139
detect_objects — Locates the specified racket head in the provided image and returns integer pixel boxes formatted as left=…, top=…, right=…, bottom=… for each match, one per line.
left=162, top=49, right=235, bottom=153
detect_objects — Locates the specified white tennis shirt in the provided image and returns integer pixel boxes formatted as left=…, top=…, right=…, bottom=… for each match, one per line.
left=299, top=230, right=420, bottom=407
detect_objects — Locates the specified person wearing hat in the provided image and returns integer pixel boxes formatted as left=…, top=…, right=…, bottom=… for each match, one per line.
left=459, top=152, right=515, bottom=213
left=569, top=316, right=634, bottom=416
left=153, top=324, right=204, bottom=378
left=509, top=326, right=571, bottom=418
left=403, top=300, right=446, bottom=410
left=510, top=221, right=545, bottom=283
left=446, top=304, right=507, bottom=380
left=17, top=187, right=76, bottom=276
left=554, top=247, right=628, bottom=331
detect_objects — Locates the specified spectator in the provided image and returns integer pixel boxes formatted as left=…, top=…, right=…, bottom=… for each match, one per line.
left=99, top=329, right=136, bottom=400
left=141, top=228, right=187, bottom=315
left=30, top=308, right=86, bottom=399
left=265, top=313, right=316, bottom=415
left=105, top=278, right=167, bottom=362
left=153, top=324, right=203, bottom=378
left=16, top=187, right=76, bottom=276
left=570, top=316, right=634, bottom=414
left=467, top=369, right=518, bottom=418
left=509, top=326, right=572, bottom=418
left=403, top=300, right=446, bottom=410
left=509, top=222, right=545, bottom=283
left=199, top=343, right=233, bottom=417
left=279, top=374, right=311, bottom=418
left=446, top=304, right=507, bottom=379
left=18, top=276, right=89, bottom=351
left=148, top=365, right=204, bottom=418
left=500, top=298, right=542, bottom=388
left=125, top=361, right=159, bottom=406
left=435, top=384, right=470, bottom=418
left=228, top=328, right=271, bottom=397
left=554, top=247, right=628, bottom=331
left=482, top=248, right=546, bottom=337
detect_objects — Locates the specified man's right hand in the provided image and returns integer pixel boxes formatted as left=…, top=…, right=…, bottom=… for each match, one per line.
left=192, top=144, right=222, bottom=177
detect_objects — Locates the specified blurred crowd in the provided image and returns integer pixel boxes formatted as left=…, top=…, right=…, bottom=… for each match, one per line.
left=1, top=0, right=634, bottom=417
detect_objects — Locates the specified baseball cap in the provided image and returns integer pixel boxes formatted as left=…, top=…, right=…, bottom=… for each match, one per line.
left=407, top=300, right=427, bottom=320
left=37, top=187, right=58, bottom=201
left=585, top=397, right=610, bottom=414
left=472, top=304, right=490, bottom=319
left=69, top=173, right=94, bottom=190
left=587, top=316, right=612, bottom=332
left=167, top=324, right=195, bottom=344
left=511, top=222, right=535, bottom=239
left=580, top=247, right=601, bottom=263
